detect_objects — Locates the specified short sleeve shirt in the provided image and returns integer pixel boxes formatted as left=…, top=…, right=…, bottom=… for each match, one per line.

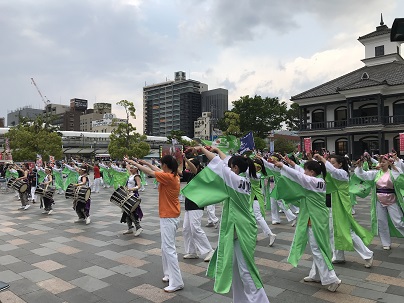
left=154, top=171, right=181, bottom=218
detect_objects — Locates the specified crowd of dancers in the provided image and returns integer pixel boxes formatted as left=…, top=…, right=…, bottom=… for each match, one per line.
left=1, top=149, right=404, bottom=302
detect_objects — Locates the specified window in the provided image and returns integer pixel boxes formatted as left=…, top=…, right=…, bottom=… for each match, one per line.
left=312, top=139, right=325, bottom=153
left=375, top=45, right=384, bottom=57
left=312, top=109, right=325, bottom=128
left=334, top=107, right=347, bottom=127
left=335, top=138, right=348, bottom=156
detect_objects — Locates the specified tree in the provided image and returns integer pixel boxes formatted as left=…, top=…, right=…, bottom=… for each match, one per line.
left=232, top=95, right=288, bottom=138
left=222, top=112, right=241, bottom=137
left=285, top=102, right=300, bottom=131
left=5, top=116, right=63, bottom=161
left=274, top=137, right=297, bottom=155
left=254, top=137, right=266, bottom=151
left=108, top=100, right=150, bottom=159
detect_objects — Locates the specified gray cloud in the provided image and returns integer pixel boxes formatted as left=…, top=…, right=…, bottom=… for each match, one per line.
left=179, top=0, right=387, bottom=45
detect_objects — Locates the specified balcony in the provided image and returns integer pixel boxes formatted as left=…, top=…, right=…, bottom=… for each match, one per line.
left=300, top=114, right=404, bottom=131
left=301, top=120, right=347, bottom=130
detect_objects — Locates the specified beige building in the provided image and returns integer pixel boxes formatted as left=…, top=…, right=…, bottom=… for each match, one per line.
left=92, top=113, right=127, bottom=133
left=194, top=112, right=213, bottom=140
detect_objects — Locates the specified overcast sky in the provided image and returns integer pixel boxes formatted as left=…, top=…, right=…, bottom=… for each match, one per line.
left=1, top=0, right=403, bottom=132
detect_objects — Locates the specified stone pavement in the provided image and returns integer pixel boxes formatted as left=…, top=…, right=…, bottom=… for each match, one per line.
left=0, top=181, right=403, bottom=303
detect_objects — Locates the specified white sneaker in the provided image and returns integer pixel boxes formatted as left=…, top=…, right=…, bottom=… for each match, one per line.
left=383, top=246, right=391, bottom=250
left=24, top=205, right=30, bottom=210
left=272, top=221, right=281, bottom=225
left=134, top=228, right=143, bottom=237
left=291, top=219, right=297, bottom=227
left=327, top=279, right=341, bottom=292
left=48, top=210, right=53, bottom=215
left=269, top=234, right=277, bottom=247
left=205, top=222, right=215, bottom=227
left=85, top=217, right=91, bottom=225
left=42, top=210, right=48, bottom=214
left=163, top=284, right=184, bottom=293
left=204, top=250, right=215, bottom=262
left=364, top=255, right=373, bottom=268
left=214, top=220, right=220, bottom=229
left=183, top=253, right=199, bottom=259
left=75, top=218, right=85, bottom=223
left=162, top=276, right=169, bottom=282
left=18, top=206, right=24, bottom=210
left=123, top=229, right=134, bottom=235
left=303, top=276, right=321, bottom=283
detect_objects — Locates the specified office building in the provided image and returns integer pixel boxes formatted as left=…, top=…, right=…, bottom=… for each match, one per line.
left=143, top=71, right=208, bottom=137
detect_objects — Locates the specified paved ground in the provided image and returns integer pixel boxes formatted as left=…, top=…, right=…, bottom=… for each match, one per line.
left=0, top=179, right=403, bottom=303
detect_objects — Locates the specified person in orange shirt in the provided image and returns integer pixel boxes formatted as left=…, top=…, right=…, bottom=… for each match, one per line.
left=125, top=155, right=184, bottom=293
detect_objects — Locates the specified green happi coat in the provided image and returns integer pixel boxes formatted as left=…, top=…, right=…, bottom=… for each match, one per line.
left=262, top=160, right=333, bottom=269
left=52, top=168, right=64, bottom=190
left=62, top=165, right=79, bottom=190
left=325, top=162, right=373, bottom=251
left=110, top=166, right=129, bottom=190
left=249, top=173, right=267, bottom=216
left=182, top=156, right=264, bottom=294
left=354, top=167, right=404, bottom=237
left=99, top=164, right=113, bottom=186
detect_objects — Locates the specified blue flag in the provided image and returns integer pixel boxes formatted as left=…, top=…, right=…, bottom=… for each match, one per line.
left=239, top=132, right=255, bottom=154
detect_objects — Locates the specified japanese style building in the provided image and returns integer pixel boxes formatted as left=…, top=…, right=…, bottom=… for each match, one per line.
left=291, top=16, right=404, bottom=159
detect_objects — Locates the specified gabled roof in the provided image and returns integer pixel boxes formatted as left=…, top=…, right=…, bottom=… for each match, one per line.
left=358, top=24, right=390, bottom=41
left=291, top=61, right=404, bottom=100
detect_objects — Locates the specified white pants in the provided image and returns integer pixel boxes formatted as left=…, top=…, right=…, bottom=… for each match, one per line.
left=232, top=239, right=270, bottom=303
left=307, top=227, right=339, bottom=285
left=253, top=200, right=273, bottom=237
left=376, top=201, right=404, bottom=247
left=160, top=218, right=184, bottom=288
left=30, top=186, right=36, bottom=201
left=206, top=205, right=219, bottom=224
left=92, top=178, right=101, bottom=193
left=183, top=210, right=212, bottom=255
left=270, top=198, right=297, bottom=223
left=289, top=204, right=300, bottom=213
left=329, top=207, right=373, bottom=261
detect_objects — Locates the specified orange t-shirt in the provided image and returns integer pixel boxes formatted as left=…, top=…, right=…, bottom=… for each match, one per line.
left=154, top=171, right=181, bottom=218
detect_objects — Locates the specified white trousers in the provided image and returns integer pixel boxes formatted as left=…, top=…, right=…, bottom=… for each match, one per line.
left=330, top=208, right=373, bottom=261
left=232, top=239, right=270, bottom=303
left=92, top=177, right=101, bottom=193
left=253, top=200, right=273, bottom=236
left=160, top=218, right=184, bottom=288
left=206, top=205, right=219, bottom=224
left=183, top=210, right=212, bottom=255
left=30, top=186, right=36, bottom=201
left=289, top=204, right=300, bottom=213
left=270, top=198, right=297, bottom=223
left=376, top=201, right=404, bottom=247
left=307, top=227, right=339, bottom=285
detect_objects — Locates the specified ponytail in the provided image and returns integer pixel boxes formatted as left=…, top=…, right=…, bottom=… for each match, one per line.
left=304, top=160, right=326, bottom=179
left=229, top=156, right=257, bottom=178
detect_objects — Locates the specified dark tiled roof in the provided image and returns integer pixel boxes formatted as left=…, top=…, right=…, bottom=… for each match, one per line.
left=291, top=61, right=404, bottom=100
left=358, top=24, right=390, bottom=40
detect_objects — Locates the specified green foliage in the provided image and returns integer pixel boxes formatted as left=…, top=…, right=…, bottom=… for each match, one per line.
left=232, top=95, right=288, bottom=137
left=221, top=112, right=241, bottom=137
left=5, top=116, right=63, bottom=161
left=274, top=137, right=297, bottom=155
left=254, top=137, right=266, bottom=150
left=109, top=100, right=150, bottom=159
left=285, top=102, right=300, bottom=131
left=166, top=129, right=199, bottom=146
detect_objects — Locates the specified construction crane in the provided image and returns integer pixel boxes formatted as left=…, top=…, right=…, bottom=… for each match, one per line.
left=30, top=77, right=50, bottom=106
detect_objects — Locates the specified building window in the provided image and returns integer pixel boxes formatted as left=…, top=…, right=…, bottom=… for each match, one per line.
left=335, top=138, right=348, bottom=156
left=375, top=45, right=384, bottom=57
left=334, top=107, right=347, bottom=127
left=312, top=139, right=325, bottom=153
left=312, top=109, right=325, bottom=129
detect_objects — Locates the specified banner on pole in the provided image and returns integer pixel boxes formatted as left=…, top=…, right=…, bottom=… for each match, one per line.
left=304, top=137, right=312, bottom=152
left=400, top=133, right=404, bottom=155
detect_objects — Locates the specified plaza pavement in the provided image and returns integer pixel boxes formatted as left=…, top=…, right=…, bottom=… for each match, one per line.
left=0, top=179, right=403, bottom=303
